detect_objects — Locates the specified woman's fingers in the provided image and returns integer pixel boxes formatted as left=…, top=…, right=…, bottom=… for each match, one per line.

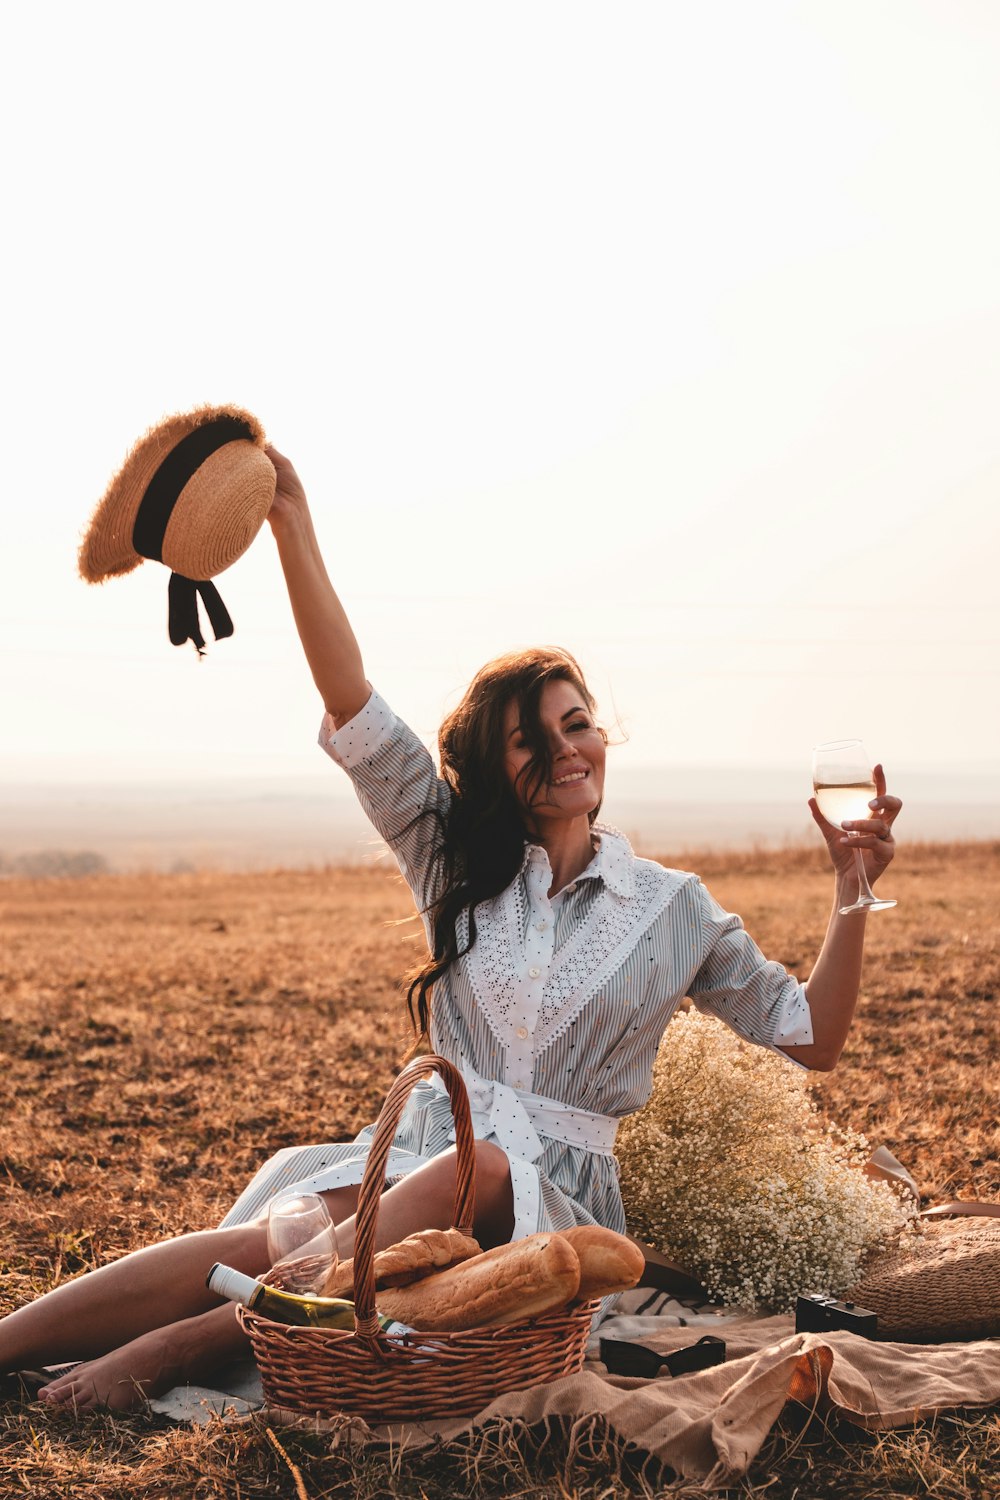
left=263, top=444, right=308, bottom=513
left=843, top=817, right=892, bottom=839
left=842, top=815, right=895, bottom=855
left=870, top=766, right=902, bottom=826
left=266, top=444, right=294, bottom=481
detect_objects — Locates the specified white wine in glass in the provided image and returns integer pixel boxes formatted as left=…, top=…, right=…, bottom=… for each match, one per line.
left=812, top=739, right=896, bottom=916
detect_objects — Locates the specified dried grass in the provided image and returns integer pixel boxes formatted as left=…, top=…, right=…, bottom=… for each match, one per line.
left=1, top=844, right=997, bottom=1497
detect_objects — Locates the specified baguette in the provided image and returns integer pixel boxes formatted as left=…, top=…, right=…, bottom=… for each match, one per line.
left=557, top=1225, right=645, bottom=1298
left=321, top=1226, right=480, bottom=1299
left=377, top=1232, right=581, bottom=1332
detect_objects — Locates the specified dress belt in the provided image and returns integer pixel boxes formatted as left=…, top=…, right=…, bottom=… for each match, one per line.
left=430, top=1067, right=619, bottom=1164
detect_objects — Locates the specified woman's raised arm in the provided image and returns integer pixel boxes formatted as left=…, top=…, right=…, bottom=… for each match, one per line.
left=265, top=446, right=371, bottom=726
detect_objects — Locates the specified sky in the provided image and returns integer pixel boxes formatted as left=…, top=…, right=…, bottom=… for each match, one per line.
left=3, top=1, right=999, bottom=806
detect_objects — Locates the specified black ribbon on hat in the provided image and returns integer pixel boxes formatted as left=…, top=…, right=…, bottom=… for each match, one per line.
left=132, top=415, right=253, bottom=655
left=166, top=574, right=233, bottom=654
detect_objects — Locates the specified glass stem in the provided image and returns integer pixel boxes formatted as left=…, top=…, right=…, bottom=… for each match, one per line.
left=853, top=847, right=877, bottom=904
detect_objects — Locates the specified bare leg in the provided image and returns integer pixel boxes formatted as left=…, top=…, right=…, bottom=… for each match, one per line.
left=1, top=1185, right=362, bottom=1411
left=36, top=1303, right=250, bottom=1412
left=8, top=1143, right=512, bottom=1412
left=328, top=1140, right=514, bottom=1258
left=0, top=1222, right=267, bottom=1378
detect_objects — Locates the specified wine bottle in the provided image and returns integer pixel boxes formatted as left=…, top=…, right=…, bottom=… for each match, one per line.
left=207, top=1262, right=411, bottom=1334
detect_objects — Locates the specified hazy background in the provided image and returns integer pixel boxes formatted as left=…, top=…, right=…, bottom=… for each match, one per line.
left=3, top=1, right=999, bottom=871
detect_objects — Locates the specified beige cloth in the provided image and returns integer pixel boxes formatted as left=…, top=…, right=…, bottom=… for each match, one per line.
left=159, top=1145, right=997, bottom=1483
left=249, top=1317, right=1000, bottom=1489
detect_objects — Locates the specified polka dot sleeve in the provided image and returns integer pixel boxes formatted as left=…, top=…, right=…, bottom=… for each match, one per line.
left=318, top=688, right=398, bottom=768
left=317, top=686, right=452, bottom=913
left=688, top=878, right=814, bottom=1067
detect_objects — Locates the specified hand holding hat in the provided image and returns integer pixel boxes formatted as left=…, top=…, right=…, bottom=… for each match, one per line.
left=79, top=404, right=276, bottom=655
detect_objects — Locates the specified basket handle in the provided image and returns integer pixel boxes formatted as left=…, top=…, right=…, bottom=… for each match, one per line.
left=351, top=1053, right=476, bottom=1338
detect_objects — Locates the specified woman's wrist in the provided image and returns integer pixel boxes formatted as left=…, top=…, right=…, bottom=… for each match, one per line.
left=267, top=494, right=311, bottom=538
left=834, top=866, right=865, bottom=912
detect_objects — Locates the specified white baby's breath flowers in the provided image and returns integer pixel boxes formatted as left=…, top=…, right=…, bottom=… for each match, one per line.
left=617, top=1009, right=917, bottom=1311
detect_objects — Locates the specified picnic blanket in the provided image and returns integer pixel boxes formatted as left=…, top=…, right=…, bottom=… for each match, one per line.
left=150, top=1289, right=1000, bottom=1489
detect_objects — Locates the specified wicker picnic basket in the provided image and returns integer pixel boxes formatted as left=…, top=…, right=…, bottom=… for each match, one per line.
left=238, top=1054, right=596, bottom=1421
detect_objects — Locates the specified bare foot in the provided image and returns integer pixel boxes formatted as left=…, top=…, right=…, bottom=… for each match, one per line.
left=36, top=1328, right=180, bottom=1412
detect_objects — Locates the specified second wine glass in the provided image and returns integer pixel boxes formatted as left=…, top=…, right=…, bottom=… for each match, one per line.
left=812, top=739, right=896, bottom=917
left=266, top=1192, right=339, bottom=1296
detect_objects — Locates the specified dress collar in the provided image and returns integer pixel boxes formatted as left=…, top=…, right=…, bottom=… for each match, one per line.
left=520, top=822, right=635, bottom=898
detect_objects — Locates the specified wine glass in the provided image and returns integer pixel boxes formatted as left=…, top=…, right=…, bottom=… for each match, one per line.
left=812, top=739, right=897, bottom=917
left=266, top=1192, right=339, bottom=1295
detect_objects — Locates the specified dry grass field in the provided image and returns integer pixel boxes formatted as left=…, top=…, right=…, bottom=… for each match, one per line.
left=1, top=841, right=998, bottom=1498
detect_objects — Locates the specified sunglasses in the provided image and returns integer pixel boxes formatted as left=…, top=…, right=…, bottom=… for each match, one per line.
left=599, top=1334, right=726, bottom=1379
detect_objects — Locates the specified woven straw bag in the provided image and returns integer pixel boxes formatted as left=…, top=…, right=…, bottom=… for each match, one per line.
left=238, top=1054, right=597, bottom=1421
left=846, top=1209, right=1000, bottom=1342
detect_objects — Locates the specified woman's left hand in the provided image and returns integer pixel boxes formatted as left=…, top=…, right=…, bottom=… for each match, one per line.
left=809, top=764, right=902, bottom=886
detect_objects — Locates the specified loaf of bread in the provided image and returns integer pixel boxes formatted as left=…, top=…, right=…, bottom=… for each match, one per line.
left=322, top=1226, right=481, bottom=1299
left=376, top=1231, right=581, bottom=1332
left=558, top=1225, right=645, bottom=1298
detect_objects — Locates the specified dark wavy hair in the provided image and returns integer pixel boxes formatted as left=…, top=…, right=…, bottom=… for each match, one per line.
left=404, top=646, right=604, bottom=1044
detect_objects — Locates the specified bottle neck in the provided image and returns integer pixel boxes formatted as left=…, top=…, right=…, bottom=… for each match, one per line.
left=206, top=1262, right=262, bottom=1308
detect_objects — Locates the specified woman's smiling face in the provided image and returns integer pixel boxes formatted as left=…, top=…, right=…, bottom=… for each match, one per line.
left=502, top=677, right=606, bottom=827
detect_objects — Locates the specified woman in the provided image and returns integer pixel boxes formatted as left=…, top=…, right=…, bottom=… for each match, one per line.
left=1, top=449, right=900, bottom=1409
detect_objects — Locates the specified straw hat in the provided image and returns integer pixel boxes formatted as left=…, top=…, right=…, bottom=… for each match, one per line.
left=79, top=403, right=276, bottom=653
left=846, top=1215, right=1000, bottom=1342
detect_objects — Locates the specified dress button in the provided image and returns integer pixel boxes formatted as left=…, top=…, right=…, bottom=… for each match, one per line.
left=516, top=1026, right=528, bottom=1040
left=528, top=966, right=541, bottom=979
left=535, top=920, right=547, bottom=932
left=514, top=1079, right=525, bottom=1089
left=566, top=883, right=577, bottom=894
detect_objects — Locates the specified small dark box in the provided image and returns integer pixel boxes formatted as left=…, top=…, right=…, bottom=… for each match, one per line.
left=795, top=1293, right=878, bottom=1339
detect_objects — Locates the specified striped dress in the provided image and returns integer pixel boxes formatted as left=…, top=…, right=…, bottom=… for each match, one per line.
left=221, top=689, right=813, bottom=1238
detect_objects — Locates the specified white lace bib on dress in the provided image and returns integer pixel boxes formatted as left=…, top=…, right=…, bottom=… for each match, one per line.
left=459, top=827, right=687, bottom=1064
